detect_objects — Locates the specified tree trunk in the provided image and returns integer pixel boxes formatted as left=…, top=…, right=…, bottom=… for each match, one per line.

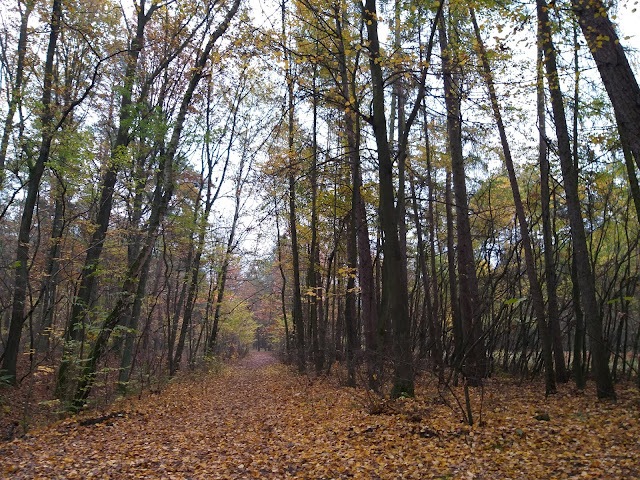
left=335, top=2, right=377, bottom=386
left=409, top=172, right=441, bottom=375
left=363, top=0, right=413, bottom=398
left=619, top=122, right=640, bottom=220
left=118, top=140, right=156, bottom=390
left=439, top=13, right=485, bottom=385
left=275, top=206, right=290, bottom=356
left=537, top=0, right=615, bottom=399
left=282, top=0, right=305, bottom=373
left=345, top=214, right=358, bottom=387
left=537, top=38, right=568, bottom=384
left=37, top=178, right=66, bottom=354
left=308, top=60, right=320, bottom=372
left=470, top=8, right=555, bottom=394
left=2, top=0, right=62, bottom=383
left=425, top=114, right=444, bottom=382
left=444, top=168, right=462, bottom=369
left=117, top=253, right=152, bottom=391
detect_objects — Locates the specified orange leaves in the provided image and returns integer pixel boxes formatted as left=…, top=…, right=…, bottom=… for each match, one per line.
left=1, top=353, right=639, bottom=478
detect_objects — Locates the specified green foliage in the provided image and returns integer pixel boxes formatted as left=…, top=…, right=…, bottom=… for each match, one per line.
left=202, top=355, right=224, bottom=375
left=217, top=297, right=258, bottom=357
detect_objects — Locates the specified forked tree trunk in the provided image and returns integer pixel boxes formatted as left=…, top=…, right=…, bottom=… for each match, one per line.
left=363, top=0, right=413, bottom=398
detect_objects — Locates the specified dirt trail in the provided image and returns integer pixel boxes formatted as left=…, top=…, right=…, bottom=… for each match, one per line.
left=1, top=351, right=639, bottom=479
left=1, top=351, right=301, bottom=479
left=237, top=350, right=280, bottom=369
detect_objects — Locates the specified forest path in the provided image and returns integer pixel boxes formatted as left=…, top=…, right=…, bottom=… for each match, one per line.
left=2, top=352, right=639, bottom=479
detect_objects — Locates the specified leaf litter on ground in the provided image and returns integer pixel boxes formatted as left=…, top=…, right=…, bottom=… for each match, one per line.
left=1, top=351, right=638, bottom=479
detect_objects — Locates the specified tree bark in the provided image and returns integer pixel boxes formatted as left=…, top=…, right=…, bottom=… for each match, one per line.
left=363, top=0, right=413, bottom=398
left=37, top=177, right=66, bottom=353
left=2, top=0, right=62, bottom=382
left=571, top=0, right=640, bottom=166
left=275, top=205, right=290, bottom=356
left=439, top=13, right=485, bottom=385
left=424, top=114, right=444, bottom=382
left=282, top=0, right=305, bottom=373
left=470, top=7, right=555, bottom=394
left=308, top=59, right=321, bottom=373
left=445, top=169, right=463, bottom=369
left=537, top=0, right=615, bottom=399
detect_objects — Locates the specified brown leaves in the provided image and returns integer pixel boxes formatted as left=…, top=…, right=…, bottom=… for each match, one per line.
left=1, top=352, right=639, bottom=478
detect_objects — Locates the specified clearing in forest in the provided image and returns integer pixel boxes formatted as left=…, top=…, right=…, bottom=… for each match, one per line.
left=1, top=351, right=639, bottom=479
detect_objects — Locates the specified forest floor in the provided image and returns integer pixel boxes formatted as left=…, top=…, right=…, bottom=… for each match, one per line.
left=1, top=351, right=639, bottom=479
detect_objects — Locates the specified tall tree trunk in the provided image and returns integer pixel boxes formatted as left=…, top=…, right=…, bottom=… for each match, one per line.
left=334, top=2, right=376, bottom=386
left=470, top=8, right=555, bottom=394
left=537, top=38, right=568, bottom=384
left=410, top=172, right=441, bottom=375
left=439, top=13, right=485, bottom=385
left=2, top=0, right=62, bottom=383
left=308, top=60, right=320, bottom=372
left=117, top=252, right=152, bottom=391
left=345, top=214, right=358, bottom=387
left=537, top=0, right=615, bottom=399
left=363, top=0, right=413, bottom=398
left=288, top=156, right=305, bottom=372
left=424, top=113, right=444, bottom=382
left=282, top=0, right=305, bottom=373
left=275, top=205, right=290, bottom=356
left=37, top=177, right=66, bottom=353
left=168, top=256, right=191, bottom=374
left=445, top=169, right=463, bottom=370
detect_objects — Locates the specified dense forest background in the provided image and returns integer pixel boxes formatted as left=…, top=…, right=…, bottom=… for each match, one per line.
left=0, top=0, right=639, bottom=423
